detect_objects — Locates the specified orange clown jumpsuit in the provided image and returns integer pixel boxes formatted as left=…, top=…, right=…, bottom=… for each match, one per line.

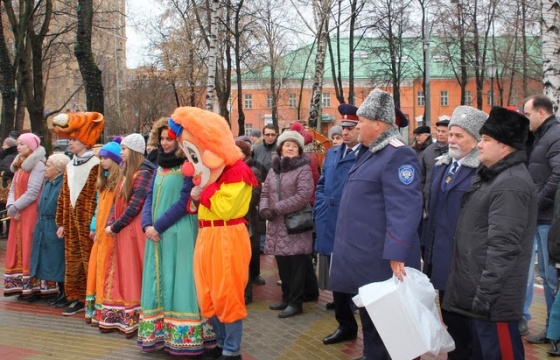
left=191, top=160, right=257, bottom=324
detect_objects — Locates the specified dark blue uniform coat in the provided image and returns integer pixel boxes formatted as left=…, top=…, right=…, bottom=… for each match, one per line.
left=329, top=138, right=423, bottom=295
left=422, top=160, right=477, bottom=290
left=314, top=144, right=361, bottom=255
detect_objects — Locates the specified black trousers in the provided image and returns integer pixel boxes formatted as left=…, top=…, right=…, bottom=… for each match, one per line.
left=359, top=307, right=391, bottom=360
left=304, top=254, right=319, bottom=299
left=440, top=290, right=473, bottom=360
left=333, top=291, right=358, bottom=334
left=276, top=254, right=307, bottom=306
left=249, top=232, right=261, bottom=280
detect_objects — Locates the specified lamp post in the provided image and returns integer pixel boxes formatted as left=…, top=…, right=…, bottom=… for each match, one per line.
left=486, top=63, right=497, bottom=107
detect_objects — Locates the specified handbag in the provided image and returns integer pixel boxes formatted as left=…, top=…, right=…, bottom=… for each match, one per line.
left=276, top=173, right=314, bottom=234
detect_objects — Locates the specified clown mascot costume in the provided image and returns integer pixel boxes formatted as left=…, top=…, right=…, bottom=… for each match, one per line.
left=168, top=107, right=258, bottom=360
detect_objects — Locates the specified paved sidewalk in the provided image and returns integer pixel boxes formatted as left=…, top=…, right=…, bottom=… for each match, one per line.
left=0, top=239, right=553, bottom=359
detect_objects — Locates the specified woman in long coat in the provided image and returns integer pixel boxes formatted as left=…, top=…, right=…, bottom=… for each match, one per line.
left=29, top=154, right=71, bottom=302
left=3, top=133, right=47, bottom=298
left=259, top=130, right=314, bottom=319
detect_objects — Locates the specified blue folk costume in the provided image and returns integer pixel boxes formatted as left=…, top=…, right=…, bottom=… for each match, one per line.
left=30, top=174, right=65, bottom=283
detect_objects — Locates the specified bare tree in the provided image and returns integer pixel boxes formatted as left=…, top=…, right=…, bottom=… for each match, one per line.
left=541, top=0, right=560, bottom=112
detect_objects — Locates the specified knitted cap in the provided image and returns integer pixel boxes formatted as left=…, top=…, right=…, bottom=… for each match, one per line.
left=277, top=130, right=304, bottom=149
left=98, top=139, right=122, bottom=165
left=328, top=125, right=343, bottom=139
left=48, top=153, right=71, bottom=173
left=357, top=89, right=396, bottom=124
left=121, top=133, right=146, bottom=154
left=18, top=133, right=41, bottom=151
left=448, top=106, right=488, bottom=141
left=3, top=137, right=17, bottom=147
left=480, top=106, right=530, bottom=150
left=290, top=122, right=313, bottom=145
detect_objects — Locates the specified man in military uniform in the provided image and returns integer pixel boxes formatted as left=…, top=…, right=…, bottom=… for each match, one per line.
left=329, top=89, right=423, bottom=359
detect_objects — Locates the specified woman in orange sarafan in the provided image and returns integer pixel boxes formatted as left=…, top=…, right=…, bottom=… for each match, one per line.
left=169, top=107, right=258, bottom=360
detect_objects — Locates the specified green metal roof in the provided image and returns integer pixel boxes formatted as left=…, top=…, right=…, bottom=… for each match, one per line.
left=238, top=36, right=541, bottom=82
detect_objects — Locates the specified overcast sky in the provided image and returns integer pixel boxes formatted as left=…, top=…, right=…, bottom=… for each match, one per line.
left=126, top=0, right=160, bottom=68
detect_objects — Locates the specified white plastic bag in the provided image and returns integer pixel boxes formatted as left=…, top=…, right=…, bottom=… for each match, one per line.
left=353, top=267, right=455, bottom=360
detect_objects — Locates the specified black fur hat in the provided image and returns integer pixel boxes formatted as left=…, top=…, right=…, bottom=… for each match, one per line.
left=479, top=106, right=530, bottom=150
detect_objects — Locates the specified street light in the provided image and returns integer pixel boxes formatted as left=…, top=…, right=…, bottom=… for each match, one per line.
left=486, top=63, right=497, bottom=107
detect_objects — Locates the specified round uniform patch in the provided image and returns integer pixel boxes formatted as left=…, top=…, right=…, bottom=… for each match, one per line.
left=398, top=165, right=414, bottom=185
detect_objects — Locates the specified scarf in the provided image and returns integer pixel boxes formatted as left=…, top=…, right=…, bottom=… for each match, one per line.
left=73, top=150, right=95, bottom=166
left=157, top=148, right=184, bottom=169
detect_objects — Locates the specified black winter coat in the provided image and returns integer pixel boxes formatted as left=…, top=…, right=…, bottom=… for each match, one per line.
left=442, top=150, right=537, bottom=322
left=528, top=116, right=560, bottom=223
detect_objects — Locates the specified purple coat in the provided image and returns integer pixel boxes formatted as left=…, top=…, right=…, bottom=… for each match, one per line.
left=260, top=155, right=314, bottom=256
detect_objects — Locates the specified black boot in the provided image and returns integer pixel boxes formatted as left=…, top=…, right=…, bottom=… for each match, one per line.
left=548, top=340, right=560, bottom=356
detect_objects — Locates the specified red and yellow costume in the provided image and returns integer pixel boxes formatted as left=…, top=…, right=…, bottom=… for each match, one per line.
left=169, top=107, right=257, bottom=357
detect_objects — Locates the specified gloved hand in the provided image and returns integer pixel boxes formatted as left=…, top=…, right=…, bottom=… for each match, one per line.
left=259, top=208, right=277, bottom=221
left=190, top=186, right=203, bottom=200
left=7, top=204, right=17, bottom=217
left=472, top=295, right=491, bottom=318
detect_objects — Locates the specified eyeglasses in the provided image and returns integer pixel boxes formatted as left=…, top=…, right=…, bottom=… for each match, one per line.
left=264, top=133, right=277, bottom=137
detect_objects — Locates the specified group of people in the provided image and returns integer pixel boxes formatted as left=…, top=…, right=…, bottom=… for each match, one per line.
left=2, top=89, right=559, bottom=360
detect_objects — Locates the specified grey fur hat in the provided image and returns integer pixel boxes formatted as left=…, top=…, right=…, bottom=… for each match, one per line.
left=277, top=130, right=304, bottom=149
left=357, top=89, right=396, bottom=124
left=448, top=106, right=488, bottom=141
left=328, top=125, right=343, bottom=140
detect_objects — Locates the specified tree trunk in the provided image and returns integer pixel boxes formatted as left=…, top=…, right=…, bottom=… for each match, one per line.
left=541, top=0, right=560, bottom=113
left=0, top=9, right=15, bottom=137
left=205, top=0, right=219, bottom=110
left=75, top=0, right=104, bottom=116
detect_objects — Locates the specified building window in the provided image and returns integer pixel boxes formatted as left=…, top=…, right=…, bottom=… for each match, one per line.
left=289, top=93, right=297, bottom=108
left=440, top=91, right=448, bottom=106
left=322, top=93, right=331, bottom=107
left=244, top=94, right=252, bottom=109
left=417, top=91, right=425, bottom=106
left=465, top=91, right=472, bottom=106
left=267, top=94, right=273, bottom=109
left=244, top=123, right=252, bottom=136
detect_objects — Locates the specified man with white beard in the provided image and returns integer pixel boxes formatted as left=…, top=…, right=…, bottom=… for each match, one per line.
left=421, top=106, right=488, bottom=360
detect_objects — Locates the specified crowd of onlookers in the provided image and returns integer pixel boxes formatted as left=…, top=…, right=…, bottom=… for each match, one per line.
left=3, top=90, right=560, bottom=360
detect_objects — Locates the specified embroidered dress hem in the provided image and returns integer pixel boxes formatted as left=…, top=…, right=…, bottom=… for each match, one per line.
left=137, top=314, right=217, bottom=356
left=98, top=302, right=141, bottom=336
left=4, top=274, right=57, bottom=296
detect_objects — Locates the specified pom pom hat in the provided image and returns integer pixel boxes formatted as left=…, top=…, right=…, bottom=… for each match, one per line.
left=121, top=133, right=146, bottom=154
left=98, top=138, right=122, bottom=165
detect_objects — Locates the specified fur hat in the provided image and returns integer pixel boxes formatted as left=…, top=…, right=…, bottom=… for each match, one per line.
left=413, top=125, right=431, bottom=135
left=18, top=133, right=40, bottom=151
left=480, top=106, right=530, bottom=150
left=357, top=89, right=396, bottom=124
left=277, top=130, right=304, bottom=149
left=52, top=112, right=105, bottom=148
left=328, top=125, right=343, bottom=140
left=122, top=133, right=146, bottom=154
left=448, top=106, right=488, bottom=141
left=98, top=138, right=122, bottom=165
left=48, top=153, right=71, bottom=174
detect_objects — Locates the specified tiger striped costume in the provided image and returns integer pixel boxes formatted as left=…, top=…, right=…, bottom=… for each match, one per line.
left=55, top=158, right=99, bottom=302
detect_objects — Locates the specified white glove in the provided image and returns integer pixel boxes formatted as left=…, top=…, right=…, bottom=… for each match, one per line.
left=190, top=186, right=203, bottom=199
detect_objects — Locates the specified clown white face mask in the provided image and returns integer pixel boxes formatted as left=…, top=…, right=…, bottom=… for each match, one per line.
left=179, top=140, right=211, bottom=188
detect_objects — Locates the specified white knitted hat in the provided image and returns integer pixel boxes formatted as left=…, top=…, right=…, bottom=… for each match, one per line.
left=121, top=133, right=146, bottom=154
left=48, top=153, right=71, bottom=173
left=277, top=130, right=304, bottom=148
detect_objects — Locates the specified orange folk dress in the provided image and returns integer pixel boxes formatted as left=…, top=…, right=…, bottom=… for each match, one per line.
left=85, top=187, right=116, bottom=324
